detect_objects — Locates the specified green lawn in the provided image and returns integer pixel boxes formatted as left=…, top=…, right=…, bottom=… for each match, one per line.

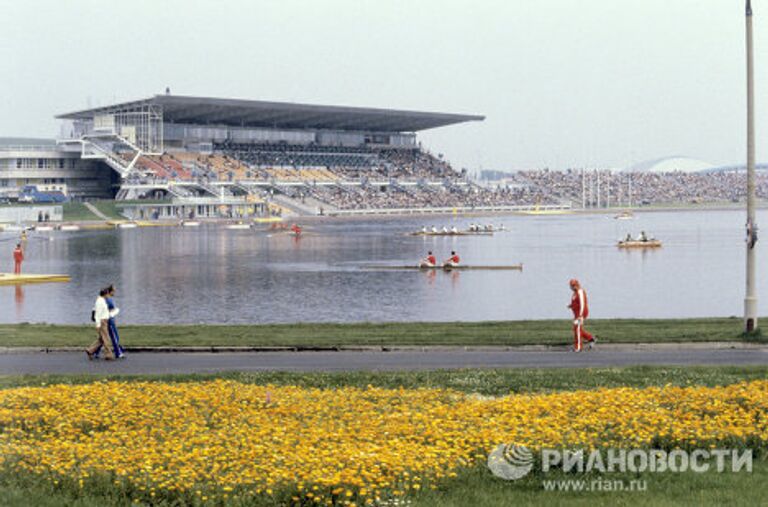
left=410, top=460, right=768, bottom=507
left=0, top=366, right=765, bottom=506
left=1, top=364, right=767, bottom=394
left=61, top=202, right=100, bottom=221
left=90, top=200, right=126, bottom=220
left=0, top=317, right=763, bottom=348
left=1, top=462, right=765, bottom=507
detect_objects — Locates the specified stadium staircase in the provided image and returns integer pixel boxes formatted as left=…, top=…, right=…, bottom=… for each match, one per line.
left=59, top=134, right=142, bottom=178
left=269, top=193, right=317, bottom=216
left=195, top=181, right=232, bottom=198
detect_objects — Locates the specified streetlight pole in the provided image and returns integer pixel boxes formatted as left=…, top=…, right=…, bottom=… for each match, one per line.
left=745, top=0, right=758, bottom=332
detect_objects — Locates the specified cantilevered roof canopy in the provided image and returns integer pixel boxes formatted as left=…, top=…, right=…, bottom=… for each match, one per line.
left=57, top=95, right=484, bottom=133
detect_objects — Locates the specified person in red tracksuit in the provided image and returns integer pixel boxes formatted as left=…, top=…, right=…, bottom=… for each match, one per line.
left=568, top=278, right=596, bottom=352
left=13, top=243, right=24, bottom=275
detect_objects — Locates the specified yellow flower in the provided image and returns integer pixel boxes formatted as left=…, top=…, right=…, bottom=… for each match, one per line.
left=0, top=379, right=765, bottom=504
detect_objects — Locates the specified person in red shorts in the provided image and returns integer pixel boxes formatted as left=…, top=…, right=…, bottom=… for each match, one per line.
left=12, top=243, right=24, bottom=275
left=420, top=251, right=437, bottom=268
left=568, top=278, right=596, bottom=352
left=443, top=251, right=460, bottom=268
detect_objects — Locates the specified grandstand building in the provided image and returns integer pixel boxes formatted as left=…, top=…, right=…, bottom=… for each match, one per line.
left=0, top=138, right=114, bottom=201
left=0, top=94, right=491, bottom=217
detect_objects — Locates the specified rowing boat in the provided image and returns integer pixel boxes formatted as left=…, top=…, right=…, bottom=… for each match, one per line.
left=408, top=231, right=494, bottom=236
left=225, top=224, right=251, bottom=230
left=360, top=264, right=523, bottom=271
left=617, top=240, right=662, bottom=248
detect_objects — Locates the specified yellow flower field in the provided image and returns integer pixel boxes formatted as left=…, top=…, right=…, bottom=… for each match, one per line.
left=0, top=380, right=766, bottom=505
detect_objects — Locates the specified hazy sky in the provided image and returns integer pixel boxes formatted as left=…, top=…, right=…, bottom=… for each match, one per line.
left=1, top=0, right=767, bottom=171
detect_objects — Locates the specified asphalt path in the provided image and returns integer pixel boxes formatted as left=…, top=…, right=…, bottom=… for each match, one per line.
left=0, top=348, right=766, bottom=375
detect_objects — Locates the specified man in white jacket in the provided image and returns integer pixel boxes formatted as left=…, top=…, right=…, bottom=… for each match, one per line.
left=86, top=288, right=115, bottom=360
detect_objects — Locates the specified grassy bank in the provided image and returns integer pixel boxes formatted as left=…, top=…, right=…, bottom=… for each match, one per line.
left=0, top=366, right=765, bottom=507
left=90, top=200, right=125, bottom=220
left=0, top=317, right=763, bottom=348
left=409, top=462, right=768, bottom=507
left=61, top=202, right=100, bottom=221
left=62, top=201, right=125, bottom=221
left=1, top=462, right=764, bottom=507
left=1, top=364, right=767, bottom=392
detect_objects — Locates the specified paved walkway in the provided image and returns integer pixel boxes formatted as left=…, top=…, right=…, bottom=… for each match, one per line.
left=0, top=348, right=766, bottom=375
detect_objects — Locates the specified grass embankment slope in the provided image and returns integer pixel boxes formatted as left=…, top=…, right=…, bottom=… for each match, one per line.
left=61, top=201, right=124, bottom=222
left=61, top=200, right=170, bottom=222
left=0, top=366, right=766, bottom=507
left=0, top=317, right=763, bottom=348
left=1, top=364, right=766, bottom=393
left=61, top=202, right=100, bottom=221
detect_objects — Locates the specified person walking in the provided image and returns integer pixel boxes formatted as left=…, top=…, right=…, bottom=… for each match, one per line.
left=105, top=284, right=124, bottom=358
left=86, top=288, right=115, bottom=360
left=568, top=278, right=596, bottom=352
left=12, top=243, right=24, bottom=275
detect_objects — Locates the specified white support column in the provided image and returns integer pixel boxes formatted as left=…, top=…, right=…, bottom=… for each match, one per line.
left=745, top=0, right=758, bottom=331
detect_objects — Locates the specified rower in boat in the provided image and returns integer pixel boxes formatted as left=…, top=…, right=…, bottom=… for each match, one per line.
left=443, top=251, right=460, bottom=268
left=421, top=226, right=428, bottom=234
left=431, top=225, right=438, bottom=233
left=290, top=223, right=302, bottom=236
left=637, top=230, right=648, bottom=242
left=624, top=233, right=632, bottom=242
left=441, top=226, right=449, bottom=234
left=420, top=251, right=437, bottom=268
left=450, top=226, right=459, bottom=234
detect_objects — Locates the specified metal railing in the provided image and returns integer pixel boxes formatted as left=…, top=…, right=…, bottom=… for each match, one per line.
left=0, top=145, right=59, bottom=152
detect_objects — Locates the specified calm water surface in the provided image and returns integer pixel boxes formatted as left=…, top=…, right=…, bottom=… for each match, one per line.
left=0, top=209, right=764, bottom=324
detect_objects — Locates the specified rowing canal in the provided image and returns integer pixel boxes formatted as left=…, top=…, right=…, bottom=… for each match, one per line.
left=0, top=208, right=764, bottom=324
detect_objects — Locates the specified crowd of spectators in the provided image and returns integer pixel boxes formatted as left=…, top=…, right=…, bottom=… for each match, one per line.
left=214, top=142, right=465, bottom=182
left=499, top=169, right=768, bottom=206
left=123, top=141, right=768, bottom=210
left=215, top=141, right=379, bottom=169
left=304, top=183, right=522, bottom=210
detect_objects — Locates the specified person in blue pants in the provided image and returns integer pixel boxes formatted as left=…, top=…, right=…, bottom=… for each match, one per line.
left=93, top=284, right=125, bottom=359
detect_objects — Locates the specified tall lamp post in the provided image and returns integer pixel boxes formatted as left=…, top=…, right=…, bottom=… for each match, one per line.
left=745, top=0, right=758, bottom=332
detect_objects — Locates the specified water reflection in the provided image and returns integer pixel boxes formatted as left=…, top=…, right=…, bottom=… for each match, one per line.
left=14, top=285, right=23, bottom=319
left=0, top=209, right=763, bottom=324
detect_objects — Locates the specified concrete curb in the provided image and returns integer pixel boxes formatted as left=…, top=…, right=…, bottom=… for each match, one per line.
left=0, top=342, right=765, bottom=354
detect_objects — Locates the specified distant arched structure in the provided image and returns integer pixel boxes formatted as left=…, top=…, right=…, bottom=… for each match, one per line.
left=622, top=156, right=715, bottom=173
